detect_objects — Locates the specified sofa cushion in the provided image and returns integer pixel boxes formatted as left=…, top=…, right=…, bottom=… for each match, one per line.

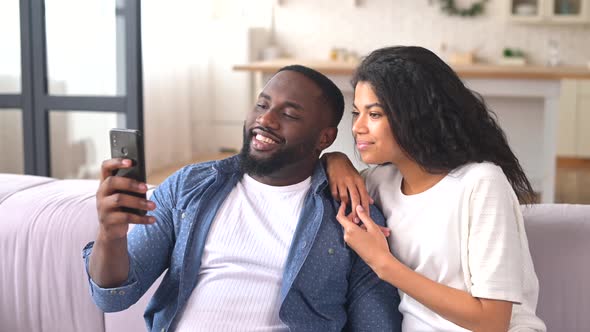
left=0, top=174, right=104, bottom=332
left=522, top=204, right=590, bottom=332
left=0, top=173, right=55, bottom=204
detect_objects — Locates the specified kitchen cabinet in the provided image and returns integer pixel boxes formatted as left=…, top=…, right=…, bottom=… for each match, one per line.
left=558, top=80, right=590, bottom=157
left=508, top=0, right=590, bottom=24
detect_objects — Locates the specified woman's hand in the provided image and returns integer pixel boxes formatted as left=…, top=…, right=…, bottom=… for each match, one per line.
left=323, top=152, right=373, bottom=221
left=336, top=202, right=394, bottom=274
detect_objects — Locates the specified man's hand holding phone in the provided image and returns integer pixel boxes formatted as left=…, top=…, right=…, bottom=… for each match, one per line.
left=96, top=158, right=156, bottom=242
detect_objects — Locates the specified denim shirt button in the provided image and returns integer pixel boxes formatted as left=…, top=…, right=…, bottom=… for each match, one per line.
left=302, top=241, right=307, bottom=249
left=181, top=212, right=186, bottom=219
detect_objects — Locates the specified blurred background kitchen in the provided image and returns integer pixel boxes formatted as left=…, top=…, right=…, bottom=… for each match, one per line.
left=1, top=0, right=589, bottom=203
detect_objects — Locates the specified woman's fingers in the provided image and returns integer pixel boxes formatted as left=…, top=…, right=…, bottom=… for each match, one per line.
left=379, top=226, right=391, bottom=237
left=336, top=202, right=360, bottom=232
left=355, top=205, right=379, bottom=232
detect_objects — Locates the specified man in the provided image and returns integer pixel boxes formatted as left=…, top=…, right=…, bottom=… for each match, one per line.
left=84, top=65, right=402, bottom=331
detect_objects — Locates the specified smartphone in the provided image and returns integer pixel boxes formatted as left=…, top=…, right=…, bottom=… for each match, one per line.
left=109, top=128, right=147, bottom=216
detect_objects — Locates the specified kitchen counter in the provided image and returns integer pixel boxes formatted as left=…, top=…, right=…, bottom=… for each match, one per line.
left=234, top=59, right=590, bottom=80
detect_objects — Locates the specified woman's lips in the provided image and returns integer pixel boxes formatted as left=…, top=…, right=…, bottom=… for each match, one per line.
left=356, top=141, right=373, bottom=151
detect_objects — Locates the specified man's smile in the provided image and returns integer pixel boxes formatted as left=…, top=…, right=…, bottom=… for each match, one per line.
left=251, top=128, right=283, bottom=152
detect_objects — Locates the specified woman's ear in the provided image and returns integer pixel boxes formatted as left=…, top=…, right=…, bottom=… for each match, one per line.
left=317, top=127, right=338, bottom=152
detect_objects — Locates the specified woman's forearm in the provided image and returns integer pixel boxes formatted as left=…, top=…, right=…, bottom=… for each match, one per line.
left=375, top=256, right=512, bottom=332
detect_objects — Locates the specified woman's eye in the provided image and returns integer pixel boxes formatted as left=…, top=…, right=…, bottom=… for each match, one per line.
left=351, top=111, right=360, bottom=117
left=369, top=112, right=382, bottom=119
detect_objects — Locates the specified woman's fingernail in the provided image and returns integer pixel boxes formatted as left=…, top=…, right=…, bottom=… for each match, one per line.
left=354, top=217, right=360, bottom=224
left=357, top=205, right=365, bottom=212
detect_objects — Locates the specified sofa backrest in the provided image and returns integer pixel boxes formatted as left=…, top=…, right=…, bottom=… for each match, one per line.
left=0, top=174, right=105, bottom=332
left=522, top=204, right=590, bottom=332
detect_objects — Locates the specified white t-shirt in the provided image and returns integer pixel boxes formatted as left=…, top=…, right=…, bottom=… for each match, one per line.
left=174, top=174, right=311, bottom=331
left=363, top=162, right=546, bottom=332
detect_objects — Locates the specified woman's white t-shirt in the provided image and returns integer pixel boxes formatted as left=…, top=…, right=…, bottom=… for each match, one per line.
left=363, top=162, right=546, bottom=331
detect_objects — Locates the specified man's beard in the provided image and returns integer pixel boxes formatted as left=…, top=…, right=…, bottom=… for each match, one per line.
left=239, top=126, right=316, bottom=177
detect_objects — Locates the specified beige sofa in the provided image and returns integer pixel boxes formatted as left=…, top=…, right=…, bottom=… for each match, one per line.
left=1, top=173, right=589, bottom=331
left=0, top=174, right=158, bottom=332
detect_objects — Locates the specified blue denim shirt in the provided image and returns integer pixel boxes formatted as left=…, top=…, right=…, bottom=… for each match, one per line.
left=83, top=156, right=402, bottom=331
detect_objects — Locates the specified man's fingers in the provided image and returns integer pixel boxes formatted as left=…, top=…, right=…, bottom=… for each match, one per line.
left=348, top=187, right=361, bottom=220
left=355, top=178, right=372, bottom=216
left=100, top=158, right=133, bottom=181
left=104, top=193, right=155, bottom=212
left=338, top=185, right=350, bottom=205
left=105, top=211, right=156, bottom=225
left=330, top=183, right=340, bottom=202
left=99, top=175, right=148, bottom=197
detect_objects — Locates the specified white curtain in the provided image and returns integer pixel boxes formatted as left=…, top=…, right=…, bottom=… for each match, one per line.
left=142, top=1, right=214, bottom=174
left=142, top=0, right=272, bottom=176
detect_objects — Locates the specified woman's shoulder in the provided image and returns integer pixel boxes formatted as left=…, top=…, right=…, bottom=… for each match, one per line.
left=361, top=163, right=401, bottom=196
left=451, top=161, right=507, bottom=183
left=361, top=163, right=400, bottom=182
left=451, top=162, right=515, bottom=200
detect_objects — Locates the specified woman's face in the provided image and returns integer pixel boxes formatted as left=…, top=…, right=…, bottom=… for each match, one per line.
left=352, top=81, right=402, bottom=165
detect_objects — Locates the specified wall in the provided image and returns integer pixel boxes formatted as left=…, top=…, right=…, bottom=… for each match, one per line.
left=273, top=0, right=590, bottom=66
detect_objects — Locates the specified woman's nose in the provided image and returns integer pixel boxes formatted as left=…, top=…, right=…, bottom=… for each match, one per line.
left=352, top=114, right=367, bottom=135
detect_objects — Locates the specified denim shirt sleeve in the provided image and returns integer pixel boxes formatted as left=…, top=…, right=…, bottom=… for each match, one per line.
left=82, top=168, right=181, bottom=312
left=344, top=205, right=403, bottom=332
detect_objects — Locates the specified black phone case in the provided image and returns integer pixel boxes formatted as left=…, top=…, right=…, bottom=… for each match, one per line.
left=109, top=129, right=147, bottom=216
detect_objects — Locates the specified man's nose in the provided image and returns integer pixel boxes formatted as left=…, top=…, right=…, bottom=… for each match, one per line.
left=256, top=109, right=279, bottom=129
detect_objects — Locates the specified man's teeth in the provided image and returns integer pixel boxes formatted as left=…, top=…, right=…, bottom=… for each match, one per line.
left=256, top=134, right=277, bottom=144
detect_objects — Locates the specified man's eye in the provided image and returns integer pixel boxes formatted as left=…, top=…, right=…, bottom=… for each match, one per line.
left=283, top=113, right=299, bottom=120
left=256, top=103, right=268, bottom=110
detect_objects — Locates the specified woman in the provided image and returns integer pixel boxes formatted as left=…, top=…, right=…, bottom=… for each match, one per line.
left=324, top=46, right=546, bottom=331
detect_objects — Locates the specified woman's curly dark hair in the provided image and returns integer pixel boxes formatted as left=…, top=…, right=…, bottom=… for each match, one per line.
left=351, top=46, right=535, bottom=204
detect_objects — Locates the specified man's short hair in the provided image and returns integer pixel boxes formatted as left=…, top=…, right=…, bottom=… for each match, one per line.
left=277, top=65, right=344, bottom=127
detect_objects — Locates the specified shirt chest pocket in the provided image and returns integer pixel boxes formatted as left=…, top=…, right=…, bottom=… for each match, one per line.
left=293, top=241, right=350, bottom=305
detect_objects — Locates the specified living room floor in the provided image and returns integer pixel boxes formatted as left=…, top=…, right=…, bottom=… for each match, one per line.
left=148, top=154, right=590, bottom=205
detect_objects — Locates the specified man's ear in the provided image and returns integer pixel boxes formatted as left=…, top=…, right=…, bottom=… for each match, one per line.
left=317, top=127, right=338, bottom=151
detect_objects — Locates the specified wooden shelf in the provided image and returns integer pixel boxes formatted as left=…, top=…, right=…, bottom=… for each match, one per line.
left=234, top=59, right=590, bottom=80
